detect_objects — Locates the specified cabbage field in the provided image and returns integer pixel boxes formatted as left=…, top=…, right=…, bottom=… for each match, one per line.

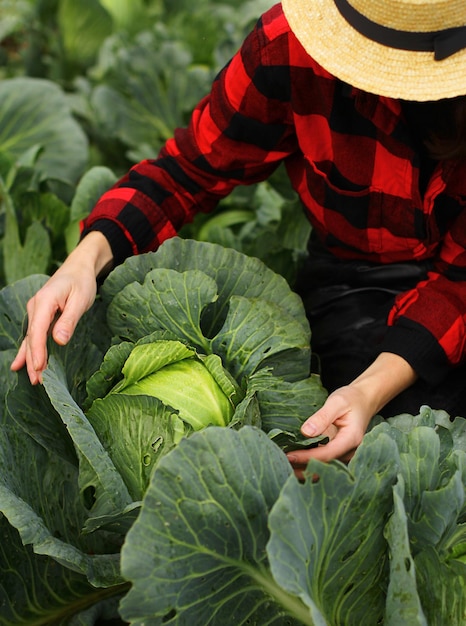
left=1, top=1, right=466, bottom=625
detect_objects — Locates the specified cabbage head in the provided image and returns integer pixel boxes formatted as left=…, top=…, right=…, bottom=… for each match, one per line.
left=107, top=340, right=239, bottom=430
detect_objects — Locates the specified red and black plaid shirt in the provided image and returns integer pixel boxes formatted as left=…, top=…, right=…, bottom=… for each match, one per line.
left=82, top=3, right=466, bottom=383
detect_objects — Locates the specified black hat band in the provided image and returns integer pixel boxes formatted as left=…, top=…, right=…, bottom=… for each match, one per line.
left=334, top=0, right=466, bottom=60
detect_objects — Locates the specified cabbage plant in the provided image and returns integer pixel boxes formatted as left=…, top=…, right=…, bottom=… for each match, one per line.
left=0, top=237, right=327, bottom=623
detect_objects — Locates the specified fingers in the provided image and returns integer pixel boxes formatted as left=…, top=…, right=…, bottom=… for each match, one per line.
left=10, top=294, right=59, bottom=384
left=27, top=294, right=60, bottom=374
left=10, top=276, right=96, bottom=384
left=286, top=386, right=372, bottom=472
left=300, top=391, right=350, bottom=437
left=10, top=339, right=27, bottom=373
left=287, top=433, right=357, bottom=467
left=51, top=299, right=83, bottom=347
left=11, top=337, right=45, bottom=385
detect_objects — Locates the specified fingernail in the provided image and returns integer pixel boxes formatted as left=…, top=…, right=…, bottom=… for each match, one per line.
left=287, top=454, right=297, bottom=463
left=55, top=329, right=70, bottom=344
left=302, top=423, right=317, bottom=436
left=32, top=369, right=43, bottom=385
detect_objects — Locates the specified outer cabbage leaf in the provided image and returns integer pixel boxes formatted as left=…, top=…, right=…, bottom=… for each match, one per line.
left=7, top=367, right=77, bottom=464
left=86, top=393, right=189, bottom=502
left=106, top=267, right=217, bottom=351
left=0, top=515, right=126, bottom=626
left=1, top=275, right=108, bottom=463
left=42, top=359, right=134, bottom=533
left=0, top=271, right=132, bottom=589
left=267, top=426, right=400, bottom=626
left=381, top=413, right=466, bottom=624
left=0, top=293, right=126, bottom=618
left=251, top=372, right=328, bottom=434
left=382, top=419, right=466, bottom=553
left=414, top=549, right=466, bottom=626
left=388, top=406, right=466, bottom=488
left=104, top=253, right=311, bottom=386
left=210, top=295, right=310, bottom=382
left=119, top=426, right=310, bottom=626
left=0, top=414, right=122, bottom=589
left=383, top=478, right=428, bottom=626
left=100, top=238, right=310, bottom=338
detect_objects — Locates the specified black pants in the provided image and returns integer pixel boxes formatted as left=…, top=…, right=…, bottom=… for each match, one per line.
left=295, top=238, right=466, bottom=419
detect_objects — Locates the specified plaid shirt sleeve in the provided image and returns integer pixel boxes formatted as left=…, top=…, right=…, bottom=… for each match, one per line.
left=81, top=3, right=466, bottom=380
left=81, top=4, right=298, bottom=263
left=382, top=179, right=466, bottom=383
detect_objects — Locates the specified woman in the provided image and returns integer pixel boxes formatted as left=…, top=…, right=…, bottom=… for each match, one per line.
left=12, top=0, right=466, bottom=472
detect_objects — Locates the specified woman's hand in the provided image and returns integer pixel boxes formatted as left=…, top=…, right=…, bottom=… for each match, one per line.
left=286, top=385, right=375, bottom=479
left=287, top=352, right=418, bottom=477
left=10, top=232, right=113, bottom=385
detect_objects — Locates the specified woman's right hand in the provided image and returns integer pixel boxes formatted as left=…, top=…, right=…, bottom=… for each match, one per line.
left=10, top=231, right=113, bottom=385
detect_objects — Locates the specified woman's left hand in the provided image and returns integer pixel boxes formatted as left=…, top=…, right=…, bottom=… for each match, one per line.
left=286, top=352, right=418, bottom=479
left=286, top=385, right=373, bottom=479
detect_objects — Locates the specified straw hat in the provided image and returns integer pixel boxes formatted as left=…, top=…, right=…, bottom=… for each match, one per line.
left=281, top=0, right=466, bottom=100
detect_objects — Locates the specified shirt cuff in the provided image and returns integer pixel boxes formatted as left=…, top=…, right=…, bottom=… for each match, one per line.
left=80, top=219, right=134, bottom=268
left=378, top=319, right=451, bottom=386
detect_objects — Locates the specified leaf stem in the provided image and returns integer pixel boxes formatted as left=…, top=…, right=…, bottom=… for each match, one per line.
left=5, top=582, right=131, bottom=626
left=245, top=563, right=319, bottom=626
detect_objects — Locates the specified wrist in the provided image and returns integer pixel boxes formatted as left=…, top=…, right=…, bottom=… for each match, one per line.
left=350, top=352, right=417, bottom=415
left=70, top=231, right=113, bottom=279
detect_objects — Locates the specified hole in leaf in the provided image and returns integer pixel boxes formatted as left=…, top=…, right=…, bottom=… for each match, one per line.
left=82, top=486, right=96, bottom=510
left=405, top=557, right=412, bottom=572
left=343, top=583, right=354, bottom=595
left=162, top=609, right=176, bottom=622
left=151, top=436, right=163, bottom=453
left=341, top=546, right=358, bottom=562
